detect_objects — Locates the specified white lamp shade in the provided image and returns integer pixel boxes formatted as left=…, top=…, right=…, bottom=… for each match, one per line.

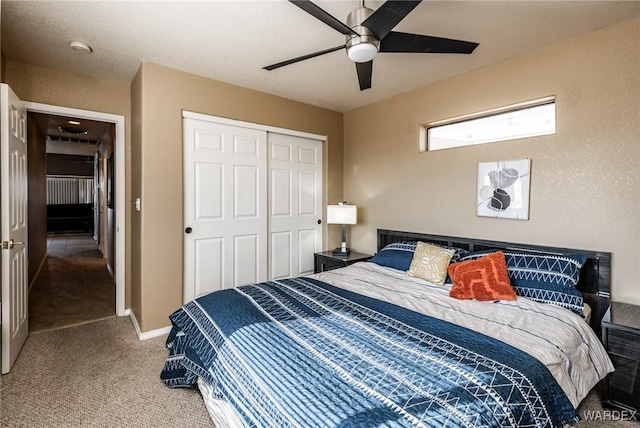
left=327, top=204, right=357, bottom=225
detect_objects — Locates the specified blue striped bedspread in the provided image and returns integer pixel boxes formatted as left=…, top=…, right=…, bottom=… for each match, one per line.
left=161, top=277, right=579, bottom=427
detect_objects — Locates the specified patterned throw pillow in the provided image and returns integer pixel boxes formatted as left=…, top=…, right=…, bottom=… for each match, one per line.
left=368, top=241, right=417, bottom=271
left=407, top=242, right=455, bottom=285
left=458, top=250, right=586, bottom=315
left=447, top=246, right=470, bottom=263
left=448, top=251, right=516, bottom=301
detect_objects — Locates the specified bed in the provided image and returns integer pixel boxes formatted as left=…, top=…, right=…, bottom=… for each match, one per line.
left=161, top=229, right=614, bottom=427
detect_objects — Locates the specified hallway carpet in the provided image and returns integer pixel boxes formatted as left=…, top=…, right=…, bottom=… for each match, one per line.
left=29, top=234, right=116, bottom=333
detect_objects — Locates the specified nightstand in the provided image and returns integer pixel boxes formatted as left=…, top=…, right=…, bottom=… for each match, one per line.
left=314, top=251, right=372, bottom=273
left=601, top=302, right=640, bottom=413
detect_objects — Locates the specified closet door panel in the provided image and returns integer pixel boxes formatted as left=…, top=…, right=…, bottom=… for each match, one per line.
left=234, top=165, right=259, bottom=218
left=271, top=231, right=292, bottom=280
left=234, top=234, right=260, bottom=287
left=298, top=171, right=317, bottom=216
left=268, top=133, right=323, bottom=280
left=194, top=237, right=223, bottom=297
left=271, top=169, right=292, bottom=217
left=184, top=113, right=324, bottom=304
left=194, top=162, right=223, bottom=219
left=298, top=228, right=317, bottom=275
left=184, top=118, right=267, bottom=303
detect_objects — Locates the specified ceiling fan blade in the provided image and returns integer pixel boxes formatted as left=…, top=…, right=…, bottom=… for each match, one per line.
left=263, top=45, right=345, bottom=71
left=289, top=0, right=358, bottom=36
left=355, top=61, right=373, bottom=91
left=361, top=1, right=422, bottom=40
left=380, top=31, right=479, bottom=54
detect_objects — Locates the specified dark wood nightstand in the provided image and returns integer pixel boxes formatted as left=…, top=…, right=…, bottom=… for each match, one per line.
left=314, top=251, right=372, bottom=273
left=601, top=302, right=640, bottom=414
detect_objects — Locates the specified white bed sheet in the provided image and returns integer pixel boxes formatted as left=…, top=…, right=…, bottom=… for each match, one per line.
left=197, top=377, right=243, bottom=428
left=197, top=262, right=613, bottom=424
left=315, top=262, right=613, bottom=408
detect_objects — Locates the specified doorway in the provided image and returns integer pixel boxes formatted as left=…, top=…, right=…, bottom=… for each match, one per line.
left=1, top=87, right=127, bottom=373
left=24, top=102, right=126, bottom=321
left=28, top=112, right=116, bottom=332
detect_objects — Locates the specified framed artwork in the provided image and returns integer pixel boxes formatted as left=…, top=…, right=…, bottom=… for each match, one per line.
left=477, top=159, right=531, bottom=220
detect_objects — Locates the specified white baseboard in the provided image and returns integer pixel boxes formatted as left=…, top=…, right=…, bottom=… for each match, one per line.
left=128, top=311, right=172, bottom=340
left=106, top=263, right=114, bottom=278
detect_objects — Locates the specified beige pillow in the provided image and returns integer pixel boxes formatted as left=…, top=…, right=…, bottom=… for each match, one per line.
left=407, top=241, right=455, bottom=285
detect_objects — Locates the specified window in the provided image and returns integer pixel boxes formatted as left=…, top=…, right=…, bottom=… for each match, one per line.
left=422, top=97, right=556, bottom=151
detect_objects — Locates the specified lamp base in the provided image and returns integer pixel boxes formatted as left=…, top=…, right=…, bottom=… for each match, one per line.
left=332, top=248, right=351, bottom=257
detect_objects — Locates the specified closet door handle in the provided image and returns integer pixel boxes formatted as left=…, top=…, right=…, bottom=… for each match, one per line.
left=185, top=227, right=193, bottom=234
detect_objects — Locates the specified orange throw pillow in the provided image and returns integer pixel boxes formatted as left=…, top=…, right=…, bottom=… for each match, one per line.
left=448, top=251, right=516, bottom=301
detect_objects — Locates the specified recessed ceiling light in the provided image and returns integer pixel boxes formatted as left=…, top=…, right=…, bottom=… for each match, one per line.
left=69, top=41, right=92, bottom=54
left=59, top=125, right=89, bottom=135
left=68, top=120, right=81, bottom=125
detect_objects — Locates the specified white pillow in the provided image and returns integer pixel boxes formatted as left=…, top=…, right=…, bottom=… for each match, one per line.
left=407, top=241, right=454, bottom=285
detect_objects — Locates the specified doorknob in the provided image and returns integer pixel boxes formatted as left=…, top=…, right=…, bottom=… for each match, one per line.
left=1, top=239, right=25, bottom=250
left=185, top=227, right=193, bottom=234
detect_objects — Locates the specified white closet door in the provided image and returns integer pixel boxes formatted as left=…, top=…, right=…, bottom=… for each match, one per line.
left=183, top=118, right=267, bottom=303
left=268, top=133, right=323, bottom=280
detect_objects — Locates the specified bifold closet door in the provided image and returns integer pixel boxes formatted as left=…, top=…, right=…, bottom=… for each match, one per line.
left=268, top=133, right=323, bottom=279
left=183, top=118, right=267, bottom=303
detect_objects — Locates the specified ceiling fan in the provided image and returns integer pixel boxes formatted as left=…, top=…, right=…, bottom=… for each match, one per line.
left=263, top=0, right=479, bottom=91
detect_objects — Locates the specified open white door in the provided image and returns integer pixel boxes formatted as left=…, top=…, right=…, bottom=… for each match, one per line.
left=1, top=83, right=29, bottom=374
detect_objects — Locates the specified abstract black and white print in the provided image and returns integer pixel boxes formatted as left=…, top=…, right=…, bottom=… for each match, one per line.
left=477, top=159, right=531, bottom=220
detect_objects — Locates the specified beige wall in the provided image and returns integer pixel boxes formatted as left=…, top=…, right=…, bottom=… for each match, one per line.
left=132, top=63, right=344, bottom=331
left=130, top=68, right=143, bottom=327
left=4, top=61, right=133, bottom=308
left=344, top=18, right=640, bottom=305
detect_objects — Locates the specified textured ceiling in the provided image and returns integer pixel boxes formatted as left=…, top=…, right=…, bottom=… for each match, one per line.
left=3, top=1, right=639, bottom=112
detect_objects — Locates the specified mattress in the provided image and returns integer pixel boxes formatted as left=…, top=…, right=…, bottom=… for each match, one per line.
left=165, top=262, right=613, bottom=427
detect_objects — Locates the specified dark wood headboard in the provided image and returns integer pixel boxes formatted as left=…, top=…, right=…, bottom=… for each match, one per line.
left=377, top=229, right=611, bottom=335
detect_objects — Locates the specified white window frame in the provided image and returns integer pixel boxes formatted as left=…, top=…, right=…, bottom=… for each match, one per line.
left=420, top=96, right=556, bottom=152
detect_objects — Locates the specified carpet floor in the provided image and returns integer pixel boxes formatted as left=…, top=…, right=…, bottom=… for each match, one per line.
left=1, top=317, right=213, bottom=427
left=1, top=316, right=636, bottom=427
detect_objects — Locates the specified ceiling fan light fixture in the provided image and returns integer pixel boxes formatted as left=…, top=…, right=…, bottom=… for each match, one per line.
left=347, top=42, right=378, bottom=63
left=265, top=0, right=478, bottom=91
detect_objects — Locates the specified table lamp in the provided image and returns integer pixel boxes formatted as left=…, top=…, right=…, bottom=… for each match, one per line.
left=326, top=202, right=357, bottom=256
